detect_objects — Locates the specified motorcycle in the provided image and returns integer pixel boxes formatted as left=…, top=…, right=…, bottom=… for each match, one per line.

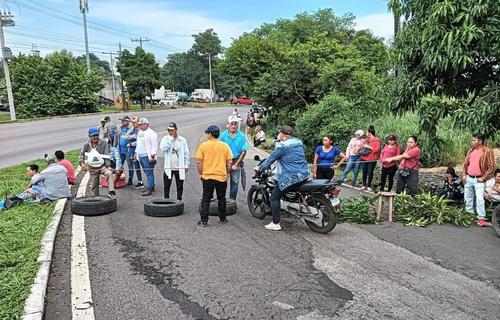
left=247, top=155, right=341, bottom=234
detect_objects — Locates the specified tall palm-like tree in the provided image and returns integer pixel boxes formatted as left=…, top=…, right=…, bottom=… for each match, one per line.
left=388, top=0, right=402, bottom=38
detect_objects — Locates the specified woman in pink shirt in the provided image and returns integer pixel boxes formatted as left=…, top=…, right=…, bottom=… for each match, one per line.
left=360, top=126, right=381, bottom=191
left=379, top=134, right=401, bottom=192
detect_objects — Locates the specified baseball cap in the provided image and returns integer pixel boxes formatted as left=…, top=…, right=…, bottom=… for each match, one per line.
left=88, top=127, right=99, bottom=136
left=205, top=125, right=220, bottom=134
left=119, top=115, right=130, bottom=121
left=228, top=116, right=239, bottom=124
left=138, top=118, right=149, bottom=125
left=101, top=116, right=110, bottom=122
left=355, top=129, right=364, bottom=136
left=131, top=116, right=139, bottom=123
left=167, top=122, right=177, bottom=130
left=279, top=125, right=294, bottom=136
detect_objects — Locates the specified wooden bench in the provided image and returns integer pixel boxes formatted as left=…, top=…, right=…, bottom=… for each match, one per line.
left=376, top=192, right=397, bottom=222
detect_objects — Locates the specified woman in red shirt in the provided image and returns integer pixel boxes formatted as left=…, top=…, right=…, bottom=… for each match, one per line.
left=379, top=134, right=401, bottom=192
left=383, top=136, right=420, bottom=196
left=360, top=126, right=381, bottom=192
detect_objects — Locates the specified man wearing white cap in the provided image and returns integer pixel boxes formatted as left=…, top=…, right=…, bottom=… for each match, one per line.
left=339, top=129, right=364, bottom=187
left=135, top=118, right=158, bottom=196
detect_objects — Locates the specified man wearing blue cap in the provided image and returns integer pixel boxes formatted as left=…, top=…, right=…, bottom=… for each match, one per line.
left=79, top=128, right=116, bottom=198
left=195, top=125, right=233, bottom=226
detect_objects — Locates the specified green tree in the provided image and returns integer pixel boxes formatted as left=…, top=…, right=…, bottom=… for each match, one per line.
left=192, top=28, right=222, bottom=57
left=76, top=53, right=111, bottom=75
left=161, top=52, right=207, bottom=94
left=9, top=51, right=105, bottom=118
left=116, top=47, right=162, bottom=109
left=390, top=0, right=500, bottom=137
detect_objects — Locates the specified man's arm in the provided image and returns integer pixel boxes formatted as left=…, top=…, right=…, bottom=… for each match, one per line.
left=258, top=146, right=285, bottom=170
left=197, top=160, right=203, bottom=178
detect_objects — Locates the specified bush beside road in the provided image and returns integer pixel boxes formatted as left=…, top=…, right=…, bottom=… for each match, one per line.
left=0, top=150, right=79, bottom=320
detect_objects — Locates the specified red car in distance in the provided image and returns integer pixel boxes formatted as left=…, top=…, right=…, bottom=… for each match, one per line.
left=231, top=97, right=253, bottom=105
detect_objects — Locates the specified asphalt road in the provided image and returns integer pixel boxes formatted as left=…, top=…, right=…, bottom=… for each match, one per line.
left=0, top=107, right=234, bottom=169
left=39, top=107, right=500, bottom=320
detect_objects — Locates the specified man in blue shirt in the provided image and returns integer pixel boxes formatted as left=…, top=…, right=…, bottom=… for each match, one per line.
left=219, top=116, right=249, bottom=200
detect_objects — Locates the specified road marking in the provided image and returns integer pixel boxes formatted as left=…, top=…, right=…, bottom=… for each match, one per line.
left=71, top=171, right=95, bottom=320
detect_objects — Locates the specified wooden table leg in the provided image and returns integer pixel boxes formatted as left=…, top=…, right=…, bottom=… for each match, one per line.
left=388, top=196, right=394, bottom=222
left=376, top=197, right=383, bottom=221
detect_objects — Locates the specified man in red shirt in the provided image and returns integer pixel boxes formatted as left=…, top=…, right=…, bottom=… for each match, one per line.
left=55, top=150, right=76, bottom=184
left=462, top=133, right=496, bottom=227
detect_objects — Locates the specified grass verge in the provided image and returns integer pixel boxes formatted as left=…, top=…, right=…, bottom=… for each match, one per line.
left=0, top=149, right=79, bottom=320
left=0, top=114, right=11, bottom=121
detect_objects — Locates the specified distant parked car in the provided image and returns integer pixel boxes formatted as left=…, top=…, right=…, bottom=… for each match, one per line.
left=231, top=97, right=253, bottom=105
left=0, top=103, right=9, bottom=112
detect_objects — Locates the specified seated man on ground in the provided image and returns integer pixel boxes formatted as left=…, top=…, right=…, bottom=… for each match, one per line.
left=15, top=164, right=43, bottom=200
left=484, top=168, right=500, bottom=204
left=55, top=150, right=76, bottom=184
left=253, top=126, right=266, bottom=147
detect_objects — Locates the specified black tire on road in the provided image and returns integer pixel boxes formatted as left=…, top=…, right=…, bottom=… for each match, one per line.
left=71, top=196, right=117, bottom=216
left=144, top=199, right=184, bottom=217
left=303, top=195, right=337, bottom=234
left=247, top=186, right=269, bottom=219
left=493, top=205, right=500, bottom=237
left=198, top=199, right=237, bottom=216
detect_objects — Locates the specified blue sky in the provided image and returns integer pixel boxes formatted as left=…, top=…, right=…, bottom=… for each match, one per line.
left=2, top=0, right=392, bottom=64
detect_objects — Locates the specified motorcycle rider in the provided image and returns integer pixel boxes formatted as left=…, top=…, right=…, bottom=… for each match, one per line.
left=254, top=125, right=310, bottom=231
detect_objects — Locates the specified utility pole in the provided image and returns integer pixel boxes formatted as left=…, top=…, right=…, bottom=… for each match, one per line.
left=80, top=0, right=90, bottom=73
left=30, top=44, right=39, bottom=56
left=131, top=37, right=150, bottom=49
left=118, top=42, right=127, bottom=110
left=0, top=11, right=16, bottom=120
left=208, top=53, right=213, bottom=103
left=102, top=51, right=116, bottom=100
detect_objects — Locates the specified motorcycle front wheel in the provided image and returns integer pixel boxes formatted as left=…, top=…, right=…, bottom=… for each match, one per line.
left=247, top=185, right=269, bottom=219
left=304, top=195, right=337, bottom=234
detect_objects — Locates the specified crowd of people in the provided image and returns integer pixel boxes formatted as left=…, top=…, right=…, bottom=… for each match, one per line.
left=5, top=111, right=498, bottom=230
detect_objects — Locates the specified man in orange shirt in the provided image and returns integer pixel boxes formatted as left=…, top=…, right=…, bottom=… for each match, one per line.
left=462, top=133, right=496, bottom=227
left=195, top=125, right=233, bottom=226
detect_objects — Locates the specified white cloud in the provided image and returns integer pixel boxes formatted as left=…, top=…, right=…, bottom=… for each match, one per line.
left=90, top=1, right=255, bottom=52
left=355, top=13, right=394, bottom=42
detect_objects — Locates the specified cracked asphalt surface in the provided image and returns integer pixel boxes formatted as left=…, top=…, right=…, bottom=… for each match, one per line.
left=20, top=107, right=499, bottom=320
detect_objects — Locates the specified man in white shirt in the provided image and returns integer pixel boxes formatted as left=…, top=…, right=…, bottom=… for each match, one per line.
left=135, top=118, right=158, bottom=196
left=484, top=169, right=500, bottom=203
left=159, top=122, right=190, bottom=200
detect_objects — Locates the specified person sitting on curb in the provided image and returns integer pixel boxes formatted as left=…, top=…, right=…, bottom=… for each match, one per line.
left=253, top=126, right=266, bottom=147
left=79, top=128, right=116, bottom=198
left=55, top=150, right=76, bottom=184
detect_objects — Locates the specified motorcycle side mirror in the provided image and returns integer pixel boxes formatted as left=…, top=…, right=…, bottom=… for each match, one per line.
left=254, top=155, right=261, bottom=161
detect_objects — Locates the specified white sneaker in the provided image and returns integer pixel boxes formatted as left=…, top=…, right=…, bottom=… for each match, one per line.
left=265, top=222, right=282, bottom=231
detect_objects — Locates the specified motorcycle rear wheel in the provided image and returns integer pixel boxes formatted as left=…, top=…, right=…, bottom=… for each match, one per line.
left=304, top=195, right=337, bottom=234
left=247, top=186, right=269, bottom=219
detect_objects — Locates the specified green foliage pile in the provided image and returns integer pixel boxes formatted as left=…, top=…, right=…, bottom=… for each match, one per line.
left=338, top=195, right=378, bottom=224
left=9, top=51, right=105, bottom=119
left=395, top=192, right=475, bottom=227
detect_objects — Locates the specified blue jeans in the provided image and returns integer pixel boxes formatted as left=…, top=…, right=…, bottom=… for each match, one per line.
left=339, top=155, right=361, bottom=186
left=121, top=152, right=142, bottom=183
left=139, top=156, right=156, bottom=190
left=229, top=170, right=240, bottom=200
left=464, top=176, right=486, bottom=218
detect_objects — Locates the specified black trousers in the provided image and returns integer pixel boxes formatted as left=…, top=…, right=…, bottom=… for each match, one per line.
left=362, top=162, right=377, bottom=188
left=163, top=171, right=184, bottom=200
left=316, top=169, right=334, bottom=180
left=200, top=179, right=227, bottom=222
left=380, top=166, right=397, bottom=192
left=396, top=170, right=419, bottom=196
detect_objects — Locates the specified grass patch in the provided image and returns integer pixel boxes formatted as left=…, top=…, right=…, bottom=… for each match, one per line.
left=0, top=149, right=79, bottom=320
left=0, top=114, right=11, bottom=121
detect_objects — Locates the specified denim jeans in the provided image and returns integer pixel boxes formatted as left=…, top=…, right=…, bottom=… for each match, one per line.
left=339, top=155, right=361, bottom=186
left=229, top=160, right=243, bottom=200
left=139, top=156, right=156, bottom=190
left=121, top=152, right=142, bottom=183
left=362, top=162, right=377, bottom=188
left=464, top=176, right=486, bottom=218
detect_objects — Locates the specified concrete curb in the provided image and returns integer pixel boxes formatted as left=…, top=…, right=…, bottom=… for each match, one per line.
left=21, top=198, right=67, bottom=320
left=21, top=165, right=81, bottom=320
